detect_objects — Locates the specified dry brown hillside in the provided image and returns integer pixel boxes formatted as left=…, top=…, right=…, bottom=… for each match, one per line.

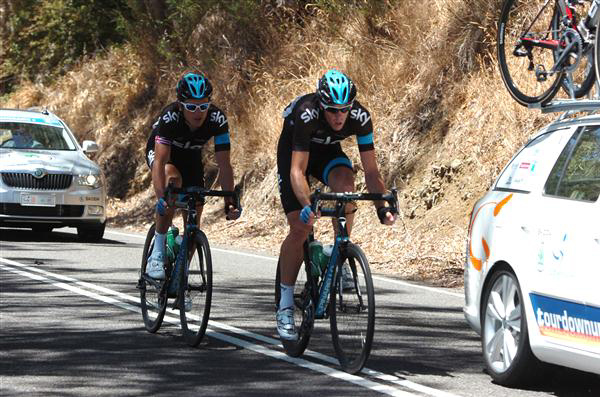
left=2, top=0, right=563, bottom=287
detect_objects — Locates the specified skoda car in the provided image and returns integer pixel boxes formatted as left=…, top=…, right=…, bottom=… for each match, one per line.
left=0, top=108, right=106, bottom=241
left=464, top=111, right=600, bottom=386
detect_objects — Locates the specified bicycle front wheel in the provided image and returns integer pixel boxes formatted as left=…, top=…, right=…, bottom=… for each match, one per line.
left=139, top=224, right=167, bottom=333
left=498, top=0, right=564, bottom=105
left=330, top=243, right=375, bottom=374
left=179, top=230, right=213, bottom=347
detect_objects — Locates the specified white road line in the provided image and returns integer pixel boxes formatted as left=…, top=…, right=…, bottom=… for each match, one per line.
left=105, top=229, right=463, bottom=298
left=1, top=257, right=463, bottom=397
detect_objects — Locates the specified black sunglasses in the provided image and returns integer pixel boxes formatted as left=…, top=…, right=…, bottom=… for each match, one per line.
left=321, top=103, right=352, bottom=114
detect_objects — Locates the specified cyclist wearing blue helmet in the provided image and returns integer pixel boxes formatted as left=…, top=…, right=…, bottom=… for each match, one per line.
left=275, top=69, right=396, bottom=340
left=144, top=71, right=241, bottom=280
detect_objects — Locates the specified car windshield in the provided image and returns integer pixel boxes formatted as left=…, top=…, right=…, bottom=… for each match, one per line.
left=0, top=121, right=77, bottom=150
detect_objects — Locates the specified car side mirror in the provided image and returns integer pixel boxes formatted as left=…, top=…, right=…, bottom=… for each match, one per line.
left=82, top=140, right=99, bottom=154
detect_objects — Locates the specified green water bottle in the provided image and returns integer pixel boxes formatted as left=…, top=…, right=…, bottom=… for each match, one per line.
left=309, top=241, right=327, bottom=277
left=166, top=225, right=179, bottom=263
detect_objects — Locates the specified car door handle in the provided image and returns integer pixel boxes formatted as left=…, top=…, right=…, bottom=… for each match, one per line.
left=521, top=226, right=530, bottom=234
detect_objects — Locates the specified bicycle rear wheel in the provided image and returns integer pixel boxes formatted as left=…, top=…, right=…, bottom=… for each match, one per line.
left=179, top=230, right=213, bottom=347
left=498, top=0, right=564, bottom=105
left=275, top=253, right=316, bottom=357
left=139, top=224, right=168, bottom=333
left=330, top=243, right=375, bottom=374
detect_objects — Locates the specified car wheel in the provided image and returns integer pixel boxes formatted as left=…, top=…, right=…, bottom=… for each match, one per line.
left=481, top=268, right=542, bottom=386
left=77, top=222, right=105, bottom=242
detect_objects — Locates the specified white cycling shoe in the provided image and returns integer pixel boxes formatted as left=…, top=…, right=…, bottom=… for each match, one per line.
left=146, top=252, right=166, bottom=280
left=276, top=307, right=298, bottom=341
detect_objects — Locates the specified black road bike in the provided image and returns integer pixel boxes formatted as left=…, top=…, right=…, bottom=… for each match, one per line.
left=137, top=185, right=239, bottom=346
left=275, top=189, right=398, bottom=374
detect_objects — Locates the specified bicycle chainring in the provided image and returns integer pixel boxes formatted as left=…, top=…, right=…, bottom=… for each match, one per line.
left=558, top=28, right=583, bottom=72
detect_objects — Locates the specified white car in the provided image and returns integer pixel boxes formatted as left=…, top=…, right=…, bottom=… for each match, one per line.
left=0, top=108, right=106, bottom=241
left=464, top=110, right=600, bottom=386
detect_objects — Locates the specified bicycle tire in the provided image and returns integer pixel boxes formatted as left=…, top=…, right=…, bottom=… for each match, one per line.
left=330, top=243, right=375, bottom=374
left=179, top=230, right=213, bottom=347
left=139, top=224, right=168, bottom=333
left=595, top=15, right=600, bottom=90
left=552, top=1, right=596, bottom=98
left=497, top=0, right=564, bottom=106
left=275, top=255, right=315, bottom=357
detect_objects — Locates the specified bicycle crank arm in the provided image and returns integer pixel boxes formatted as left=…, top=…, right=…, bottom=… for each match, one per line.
left=139, top=274, right=163, bottom=289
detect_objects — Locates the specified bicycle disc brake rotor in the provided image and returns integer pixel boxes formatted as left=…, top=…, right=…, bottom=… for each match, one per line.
left=558, top=28, right=583, bottom=72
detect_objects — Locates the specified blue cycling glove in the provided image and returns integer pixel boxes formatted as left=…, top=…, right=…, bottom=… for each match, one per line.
left=300, top=205, right=313, bottom=224
left=156, top=197, right=167, bottom=216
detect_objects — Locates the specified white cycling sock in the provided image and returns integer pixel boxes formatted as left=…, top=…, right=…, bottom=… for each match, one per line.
left=152, top=232, right=166, bottom=256
left=279, top=283, right=294, bottom=310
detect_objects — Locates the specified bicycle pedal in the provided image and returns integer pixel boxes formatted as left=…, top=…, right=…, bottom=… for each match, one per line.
left=535, top=65, right=548, bottom=82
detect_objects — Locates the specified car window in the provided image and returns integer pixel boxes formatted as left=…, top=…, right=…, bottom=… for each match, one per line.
left=495, top=130, right=563, bottom=193
left=0, top=121, right=76, bottom=150
left=544, top=126, right=600, bottom=202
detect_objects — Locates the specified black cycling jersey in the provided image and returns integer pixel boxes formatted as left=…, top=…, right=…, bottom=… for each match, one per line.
left=276, top=93, right=375, bottom=214
left=145, top=102, right=231, bottom=188
left=146, top=101, right=230, bottom=154
left=280, top=93, right=374, bottom=152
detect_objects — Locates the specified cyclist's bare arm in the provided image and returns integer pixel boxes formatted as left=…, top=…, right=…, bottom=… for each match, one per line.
left=359, top=149, right=395, bottom=225
left=215, top=149, right=235, bottom=205
left=290, top=150, right=311, bottom=208
left=152, top=142, right=171, bottom=200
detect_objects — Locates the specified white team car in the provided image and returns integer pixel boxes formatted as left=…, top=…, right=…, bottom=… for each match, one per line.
left=464, top=110, right=600, bottom=386
left=0, top=108, right=106, bottom=241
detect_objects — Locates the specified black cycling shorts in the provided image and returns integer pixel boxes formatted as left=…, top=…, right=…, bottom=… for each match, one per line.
left=145, top=143, right=205, bottom=188
left=277, top=139, right=353, bottom=214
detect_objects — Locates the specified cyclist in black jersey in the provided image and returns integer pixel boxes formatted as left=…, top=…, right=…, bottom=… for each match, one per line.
left=144, top=71, right=241, bottom=280
left=275, top=69, right=396, bottom=340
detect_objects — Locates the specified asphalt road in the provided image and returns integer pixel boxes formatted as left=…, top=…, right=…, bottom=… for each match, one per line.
left=1, top=227, right=599, bottom=397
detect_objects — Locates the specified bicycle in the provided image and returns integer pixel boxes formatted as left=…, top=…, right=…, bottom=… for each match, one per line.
left=274, top=189, right=398, bottom=374
left=498, top=0, right=600, bottom=106
left=137, top=185, right=240, bottom=346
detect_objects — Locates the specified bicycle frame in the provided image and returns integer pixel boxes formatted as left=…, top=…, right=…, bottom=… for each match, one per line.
left=308, top=189, right=398, bottom=319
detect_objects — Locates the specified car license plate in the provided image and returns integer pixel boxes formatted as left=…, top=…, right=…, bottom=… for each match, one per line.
left=20, top=193, right=56, bottom=207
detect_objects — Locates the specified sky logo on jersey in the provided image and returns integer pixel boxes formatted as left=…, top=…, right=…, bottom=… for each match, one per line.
left=301, top=108, right=318, bottom=124
left=531, top=293, right=600, bottom=347
left=162, top=111, right=179, bottom=124
left=210, top=111, right=227, bottom=127
left=350, top=108, right=370, bottom=127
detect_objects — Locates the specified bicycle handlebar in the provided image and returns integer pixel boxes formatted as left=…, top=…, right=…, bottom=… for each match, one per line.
left=164, top=184, right=241, bottom=211
left=309, top=188, right=399, bottom=218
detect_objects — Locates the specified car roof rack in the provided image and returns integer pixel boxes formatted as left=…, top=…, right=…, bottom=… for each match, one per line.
left=528, top=99, right=600, bottom=120
left=26, top=106, right=50, bottom=115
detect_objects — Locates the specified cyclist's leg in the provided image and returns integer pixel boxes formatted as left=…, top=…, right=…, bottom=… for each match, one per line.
left=315, top=147, right=356, bottom=235
left=276, top=135, right=312, bottom=340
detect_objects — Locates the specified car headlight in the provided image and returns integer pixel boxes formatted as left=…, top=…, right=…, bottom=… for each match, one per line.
left=77, top=173, right=103, bottom=189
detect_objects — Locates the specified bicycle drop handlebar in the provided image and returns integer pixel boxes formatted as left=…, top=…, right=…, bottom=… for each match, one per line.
left=309, top=188, right=399, bottom=218
left=164, top=184, right=241, bottom=211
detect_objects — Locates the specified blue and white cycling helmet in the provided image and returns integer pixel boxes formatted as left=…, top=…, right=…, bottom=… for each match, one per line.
left=176, top=72, right=213, bottom=101
left=316, top=69, right=356, bottom=106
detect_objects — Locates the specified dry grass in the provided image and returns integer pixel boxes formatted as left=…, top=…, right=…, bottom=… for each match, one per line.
left=1, top=0, right=562, bottom=287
